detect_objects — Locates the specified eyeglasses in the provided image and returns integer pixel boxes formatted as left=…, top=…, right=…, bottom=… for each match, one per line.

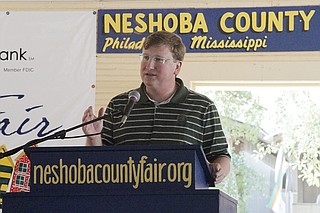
left=139, top=54, right=175, bottom=64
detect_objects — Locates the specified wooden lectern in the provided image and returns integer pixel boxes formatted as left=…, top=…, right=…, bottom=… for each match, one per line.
left=2, top=145, right=237, bottom=213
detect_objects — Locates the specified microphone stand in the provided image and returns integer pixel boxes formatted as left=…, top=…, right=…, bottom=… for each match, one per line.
left=0, top=116, right=104, bottom=159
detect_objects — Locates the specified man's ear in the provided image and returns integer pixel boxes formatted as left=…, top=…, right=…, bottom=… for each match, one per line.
left=174, top=61, right=183, bottom=76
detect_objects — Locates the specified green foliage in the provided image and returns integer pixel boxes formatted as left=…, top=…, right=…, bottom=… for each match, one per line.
left=217, top=149, right=269, bottom=213
left=259, top=91, right=320, bottom=187
left=202, top=88, right=320, bottom=187
left=221, top=117, right=260, bottom=145
left=200, top=90, right=265, bottom=144
left=200, top=90, right=268, bottom=213
left=198, top=88, right=320, bottom=212
left=211, top=90, right=265, bottom=126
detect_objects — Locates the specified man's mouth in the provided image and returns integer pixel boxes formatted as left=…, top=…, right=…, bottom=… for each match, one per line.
left=145, top=73, right=156, bottom=76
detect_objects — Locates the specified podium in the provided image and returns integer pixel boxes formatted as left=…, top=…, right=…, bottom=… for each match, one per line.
left=2, top=145, right=237, bottom=213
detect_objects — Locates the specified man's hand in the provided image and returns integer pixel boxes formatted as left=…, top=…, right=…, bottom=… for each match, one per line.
left=82, top=106, right=104, bottom=146
left=209, top=156, right=231, bottom=184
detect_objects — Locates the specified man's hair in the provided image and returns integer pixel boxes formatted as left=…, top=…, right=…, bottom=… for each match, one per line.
left=143, top=31, right=186, bottom=61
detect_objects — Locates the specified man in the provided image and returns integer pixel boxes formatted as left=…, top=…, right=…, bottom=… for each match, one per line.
left=82, top=31, right=231, bottom=184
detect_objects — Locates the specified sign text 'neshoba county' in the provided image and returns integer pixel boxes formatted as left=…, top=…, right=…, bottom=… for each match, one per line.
left=97, top=6, right=320, bottom=53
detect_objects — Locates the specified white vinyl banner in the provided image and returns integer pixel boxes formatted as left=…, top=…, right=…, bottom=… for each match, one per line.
left=0, top=11, right=96, bottom=158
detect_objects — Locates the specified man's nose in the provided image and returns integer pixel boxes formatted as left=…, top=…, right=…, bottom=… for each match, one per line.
left=146, top=58, right=156, bottom=69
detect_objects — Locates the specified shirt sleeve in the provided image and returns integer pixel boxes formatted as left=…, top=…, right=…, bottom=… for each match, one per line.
left=202, top=103, right=231, bottom=162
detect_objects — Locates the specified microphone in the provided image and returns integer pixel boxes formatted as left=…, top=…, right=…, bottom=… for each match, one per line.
left=0, top=109, right=125, bottom=159
left=120, top=90, right=140, bottom=127
left=0, top=115, right=106, bottom=159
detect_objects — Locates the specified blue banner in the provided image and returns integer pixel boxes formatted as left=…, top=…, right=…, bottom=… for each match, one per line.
left=27, top=145, right=212, bottom=195
left=97, top=6, right=320, bottom=53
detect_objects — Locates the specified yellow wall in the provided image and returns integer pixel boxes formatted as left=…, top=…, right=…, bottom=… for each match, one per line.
left=1, top=0, right=320, bottom=111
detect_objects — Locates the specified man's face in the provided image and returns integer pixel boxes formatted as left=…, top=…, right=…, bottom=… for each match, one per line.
left=140, top=45, right=182, bottom=91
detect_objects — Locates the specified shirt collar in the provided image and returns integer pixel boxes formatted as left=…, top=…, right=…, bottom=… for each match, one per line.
left=137, top=78, right=188, bottom=104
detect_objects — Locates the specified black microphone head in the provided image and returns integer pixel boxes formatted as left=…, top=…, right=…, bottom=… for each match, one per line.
left=120, top=90, right=140, bottom=127
left=128, top=90, right=140, bottom=102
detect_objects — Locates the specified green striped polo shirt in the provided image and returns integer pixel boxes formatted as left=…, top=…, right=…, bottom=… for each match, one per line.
left=101, top=78, right=230, bottom=162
